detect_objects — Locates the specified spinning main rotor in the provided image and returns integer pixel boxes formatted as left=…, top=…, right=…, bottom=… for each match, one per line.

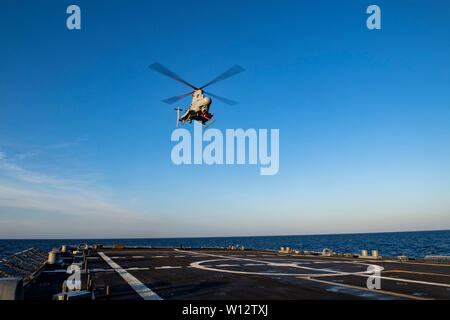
left=149, top=62, right=244, bottom=105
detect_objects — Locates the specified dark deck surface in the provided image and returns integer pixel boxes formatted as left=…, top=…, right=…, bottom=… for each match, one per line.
left=25, top=247, right=450, bottom=300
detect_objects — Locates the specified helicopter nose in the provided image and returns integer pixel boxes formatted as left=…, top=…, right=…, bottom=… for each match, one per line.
left=204, top=97, right=212, bottom=105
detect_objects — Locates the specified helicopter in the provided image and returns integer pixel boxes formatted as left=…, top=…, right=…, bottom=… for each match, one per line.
left=149, top=62, right=244, bottom=128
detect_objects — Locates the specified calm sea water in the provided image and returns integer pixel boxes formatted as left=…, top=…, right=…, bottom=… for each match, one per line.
left=1, top=230, right=449, bottom=260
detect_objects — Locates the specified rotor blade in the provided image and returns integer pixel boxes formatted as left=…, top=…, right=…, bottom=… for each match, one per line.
left=149, top=62, right=198, bottom=90
left=200, top=65, right=245, bottom=89
left=204, top=91, right=238, bottom=106
left=162, top=90, right=194, bottom=105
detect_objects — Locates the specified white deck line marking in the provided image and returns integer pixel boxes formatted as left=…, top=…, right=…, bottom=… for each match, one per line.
left=368, top=259, right=450, bottom=267
left=98, top=252, right=162, bottom=300
left=354, top=274, right=450, bottom=288
left=153, top=256, right=168, bottom=258
left=44, top=267, right=151, bottom=273
left=305, top=277, right=431, bottom=300
left=154, top=266, right=182, bottom=269
left=92, top=267, right=150, bottom=272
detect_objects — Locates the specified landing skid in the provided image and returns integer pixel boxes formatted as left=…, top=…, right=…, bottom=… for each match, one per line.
left=203, top=119, right=215, bottom=129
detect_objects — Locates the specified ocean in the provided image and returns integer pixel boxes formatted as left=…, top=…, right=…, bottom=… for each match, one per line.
left=0, top=230, right=449, bottom=260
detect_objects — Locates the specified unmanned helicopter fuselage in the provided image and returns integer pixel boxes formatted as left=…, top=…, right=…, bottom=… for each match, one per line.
left=178, top=90, right=212, bottom=126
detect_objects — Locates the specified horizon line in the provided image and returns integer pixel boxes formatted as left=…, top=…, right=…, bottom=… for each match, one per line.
left=1, top=228, right=448, bottom=241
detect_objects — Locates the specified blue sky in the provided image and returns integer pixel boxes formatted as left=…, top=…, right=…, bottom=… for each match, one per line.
left=1, top=0, right=449, bottom=238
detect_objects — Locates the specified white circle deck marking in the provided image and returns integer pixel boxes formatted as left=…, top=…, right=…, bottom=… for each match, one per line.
left=179, top=250, right=450, bottom=290
left=190, top=258, right=382, bottom=277
left=183, top=250, right=383, bottom=277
